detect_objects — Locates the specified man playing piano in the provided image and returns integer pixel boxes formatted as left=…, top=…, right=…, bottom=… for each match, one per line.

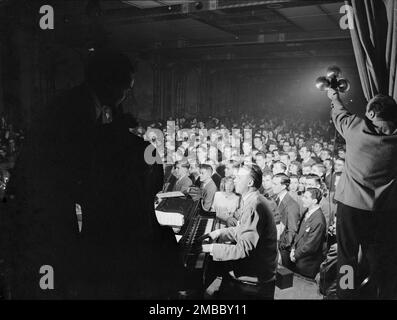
left=201, top=164, right=278, bottom=299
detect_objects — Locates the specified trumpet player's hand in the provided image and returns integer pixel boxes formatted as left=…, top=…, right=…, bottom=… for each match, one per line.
left=327, top=88, right=340, bottom=101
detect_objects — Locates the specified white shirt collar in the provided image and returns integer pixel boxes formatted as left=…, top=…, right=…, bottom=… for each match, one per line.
left=90, top=88, right=112, bottom=123
left=201, top=178, right=211, bottom=188
left=278, top=190, right=288, bottom=203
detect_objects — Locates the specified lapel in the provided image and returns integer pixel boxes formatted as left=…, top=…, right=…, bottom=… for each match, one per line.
left=278, top=192, right=290, bottom=217
left=176, top=176, right=186, bottom=188
left=294, top=208, right=321, bottom=243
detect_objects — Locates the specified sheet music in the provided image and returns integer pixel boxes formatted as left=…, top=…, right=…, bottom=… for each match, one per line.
left=157, top=191, right=185, bottom=199
left=155, top=210, right=184, bottom=227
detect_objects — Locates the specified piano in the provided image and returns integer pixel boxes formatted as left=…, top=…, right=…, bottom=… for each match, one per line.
left=155, top=196, right=217, bottom=297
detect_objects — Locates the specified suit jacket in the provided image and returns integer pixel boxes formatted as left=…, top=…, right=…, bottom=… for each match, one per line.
left=289, top=190, right=305, bottom=218
left=3, top=84, right=94, bottom=298
left=320, top=194, right=337, bottom=228
left=189, top=174, right=201, bottom=187
left=211, top=172, right=222, bottom=190
left=278, top=193, right=301, bottom=249
left=293, top=208, right=327, bottom=278
left=324, top=172, right=334, bottom=192
left=172, top=175, right=192, bottom=193
left=212, top=191, right=278, bottom=283
left=332, top=99, right=397, bottom=211
left=201, top=179, right=217, bottom=211
left=4, top=84, right=181, bottom=299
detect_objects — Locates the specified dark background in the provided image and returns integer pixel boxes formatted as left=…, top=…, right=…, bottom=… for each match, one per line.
left=0, top=0, right=366, bottom=129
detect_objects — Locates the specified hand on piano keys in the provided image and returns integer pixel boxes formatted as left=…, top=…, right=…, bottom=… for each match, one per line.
left=196, top=229, right=221, bottom=243
left=226, top=216, right=238, bottom=227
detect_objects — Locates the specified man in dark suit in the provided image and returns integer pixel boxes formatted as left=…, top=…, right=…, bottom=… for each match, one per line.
left=3, top=50, right=182, bottom=299
left=290, top=188, right=326, bottom=279
left=172, top=161, right=192, bottom=193
left=328, top=89, right=397, bottom=299
left=271, top=173, right=301, bottom=267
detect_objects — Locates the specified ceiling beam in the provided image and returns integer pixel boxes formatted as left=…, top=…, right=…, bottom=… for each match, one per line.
left=189, top=12, right=238, bottom=37
left=268, top=8, right=307, bottom=32
left=317, top=4, right=340, bottom=28
left=103, top=0, right=342, bottom=26
left=129, top=29, right=350, bottom=51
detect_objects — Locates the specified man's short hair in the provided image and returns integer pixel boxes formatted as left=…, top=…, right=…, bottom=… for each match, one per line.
left=175, top=161, right=190, bottom=170
left=305, top=174, right=322, bottom=186
left=367, top=94, right=397, bottom=121
left=85, top=50, right=135, bottom=86
left=255, top=151, right=266, bottom=159
left=312, top=163, right=326, bottom=175
left=262, top=169, right=273, bottom=178
left=301, top=143, right=312, bottom=152
left=274, top=161, right=287, bottom=171
left=274, top=173, right=290, bottom=188
left=323, top=158, right=334, bottom=166
left=334, top=157, right=345, bottom=163
left=288, top=150, right=297, bottom=156
left=306, top=187, right=323, bottom=204
left=244, top=164, right=263, bottom=190
left=279, top=152, right=289, bottom=158
left=199, top=163, right=213, bottom=175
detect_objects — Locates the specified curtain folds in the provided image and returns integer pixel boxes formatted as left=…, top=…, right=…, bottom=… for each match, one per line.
left=348, top=0, right=397, bottom=102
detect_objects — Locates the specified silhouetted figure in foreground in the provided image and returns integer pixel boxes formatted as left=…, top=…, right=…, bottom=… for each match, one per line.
left=3, top=50, right=182, bottom=299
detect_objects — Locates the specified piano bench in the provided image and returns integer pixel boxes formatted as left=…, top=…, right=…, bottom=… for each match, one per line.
left=276, top=266, right=294, bottom=289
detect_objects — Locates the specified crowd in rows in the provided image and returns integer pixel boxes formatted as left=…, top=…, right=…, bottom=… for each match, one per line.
left=0, top=116, right=24, bottom=200
left=145, top=114, right=345, bottom=294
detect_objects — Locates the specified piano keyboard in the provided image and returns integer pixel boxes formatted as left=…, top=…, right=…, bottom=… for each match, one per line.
left=180, top=215, right=215, bottom=269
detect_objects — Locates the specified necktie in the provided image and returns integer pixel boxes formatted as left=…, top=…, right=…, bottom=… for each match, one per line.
left=97, top=106, right=112, bottom=124
left=275, top=196, right=280, bottom=206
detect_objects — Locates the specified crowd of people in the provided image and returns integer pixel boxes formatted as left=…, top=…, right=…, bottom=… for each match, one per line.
left=141, top=113, right=347, bottom=297
left=2, top=49, right=395, bottom=300
left=0, top=116, right=24, bottom=201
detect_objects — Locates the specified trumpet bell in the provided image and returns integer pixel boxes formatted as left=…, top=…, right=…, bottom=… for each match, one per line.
left=326, top=66, right=342, bottom=78
left=315, top=76, right=331, bottom=91
left=337, top=78, right=350, bottom=93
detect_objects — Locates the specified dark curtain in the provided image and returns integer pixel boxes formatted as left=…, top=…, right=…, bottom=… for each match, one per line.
left=0, top=41, right=3, bottom=115
left=347, top=0, right=397, bottom=101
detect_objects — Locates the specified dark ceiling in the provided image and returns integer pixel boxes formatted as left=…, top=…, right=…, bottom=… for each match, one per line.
left=100, top=0, right=350, bottom=58
left=0, top=0, right=352, bottom=61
